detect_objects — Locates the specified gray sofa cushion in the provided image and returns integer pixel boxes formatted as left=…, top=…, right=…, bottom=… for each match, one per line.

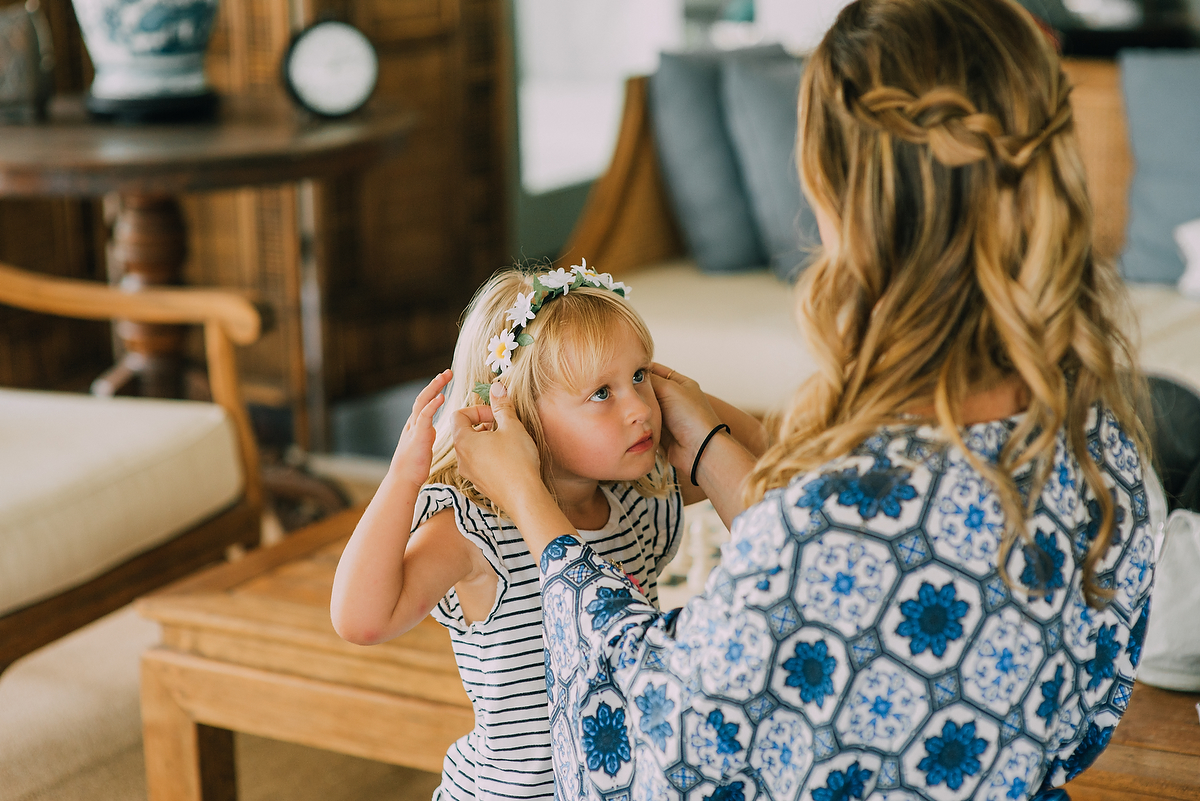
left=721, top=56, right=817, bottom=283
left=1119, top=50, right=1200, bottom=284
left=650, top=45, right=788, bottom=274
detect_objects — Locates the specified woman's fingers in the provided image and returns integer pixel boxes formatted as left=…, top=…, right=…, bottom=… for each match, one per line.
left=452, top=381, right=542, bottom=506
left=453, top=402, right=496, bottom=431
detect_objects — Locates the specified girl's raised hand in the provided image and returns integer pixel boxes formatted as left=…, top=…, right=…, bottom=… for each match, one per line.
left=651, top=363, right=722, bottom=472
left=451, top=381, right=543, bottom=510
left=388, top=368, right=452, bottom=490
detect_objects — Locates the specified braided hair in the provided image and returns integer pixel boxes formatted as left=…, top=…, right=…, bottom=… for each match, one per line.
left=747, top=0, right=1148, bottom=608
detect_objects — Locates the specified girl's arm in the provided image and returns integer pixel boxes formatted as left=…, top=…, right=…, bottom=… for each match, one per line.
left=330, top=370, right=485, bottom=644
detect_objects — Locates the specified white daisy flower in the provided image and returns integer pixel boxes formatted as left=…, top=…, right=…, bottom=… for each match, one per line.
left=611, top=280, right=631, bottom=298
left=505, top=291, right=536, bottom=326
left=538, top=268, right=574, bottom=291
left=486, top=329, right=518, bottom=374
left=572, top=258, right=605, bottom=287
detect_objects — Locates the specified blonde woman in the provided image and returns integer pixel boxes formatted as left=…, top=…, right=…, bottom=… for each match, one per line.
left=451, top=0, right=1159, bottom=798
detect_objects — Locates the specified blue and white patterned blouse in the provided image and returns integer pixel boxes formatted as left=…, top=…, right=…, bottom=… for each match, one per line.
left=538, top=408, right=1157, bottom=801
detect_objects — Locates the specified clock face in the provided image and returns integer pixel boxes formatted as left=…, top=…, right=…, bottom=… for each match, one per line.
left=285, top=22, right=378, bottom=117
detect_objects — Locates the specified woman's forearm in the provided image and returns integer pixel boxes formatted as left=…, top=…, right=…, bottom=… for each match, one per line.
left=692, top=431, right=757, bottom=529
left=502, top=480, right=576, bottom=562
left=706, top=393, right=770, bottom=457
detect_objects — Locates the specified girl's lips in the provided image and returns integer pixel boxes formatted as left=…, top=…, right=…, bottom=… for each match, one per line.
left=627, top=433, right=654, bottom=454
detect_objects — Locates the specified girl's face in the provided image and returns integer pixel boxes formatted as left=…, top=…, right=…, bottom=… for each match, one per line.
left=534, top=323, right=662, bottom=487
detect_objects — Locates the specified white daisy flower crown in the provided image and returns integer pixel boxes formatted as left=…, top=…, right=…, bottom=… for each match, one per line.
left=474, top=260, right=631, bottom=403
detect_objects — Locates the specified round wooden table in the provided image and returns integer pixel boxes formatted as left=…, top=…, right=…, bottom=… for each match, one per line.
left=0, top=93, right=414, bottom=399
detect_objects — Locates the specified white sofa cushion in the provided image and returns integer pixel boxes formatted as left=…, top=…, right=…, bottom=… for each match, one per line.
left=1128, top=282, right=1200, bottom=393
left=630, top=260, right=816, bottom=416
left=630, top=260, right=1200, bottom=415
left=0, top=390, right=244, bottom=617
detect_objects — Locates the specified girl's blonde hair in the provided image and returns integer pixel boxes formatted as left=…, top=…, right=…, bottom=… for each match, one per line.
left=748, top=0, right=1149, bottom=607
left=429, top=265, right=673, bottom=513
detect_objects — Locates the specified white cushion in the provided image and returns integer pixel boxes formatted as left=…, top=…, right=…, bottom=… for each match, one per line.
left=630, top=261, right=1200, bottom=414
left=630, top=260, right=816, bottom=416
left=0, top=390, right=244, bottom=617
left=1128, top=282, right=1200, bottom=393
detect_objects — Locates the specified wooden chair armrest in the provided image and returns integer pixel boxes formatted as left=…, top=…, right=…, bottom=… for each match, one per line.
left=0, top=261, right=264, bottom=345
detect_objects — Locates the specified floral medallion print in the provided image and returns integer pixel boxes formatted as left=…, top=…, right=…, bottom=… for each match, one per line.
left=1113, top=526, right=1155, bottom=616
left=880, top=565, right=982, bottom=675
left=813, top=760, right=873, bottom=801
left=837, top=658, right=930, bottom=751
left=806, top=753, right=882, bottom=801
left=795, top=532, right=897, bottom=637
left=1101, top=412, right=1143, bottom=486
left=794, top=454, right=925, bottom=536
left=783, top=640, right=837, bottom=705
left=748, top=708, right=814, bottom=799
left=1019, top=529, right=1068, bottom=605
left=686, top=703, right=750, bottom=780
left=579, top=697, right=632, bottom=781
left=961, top=609, right=1045, bottom=715
left=1044, top=438, right=1084, bottom=526
left=584, top=584, right=640, bottom=633
left=700, top=609, right=774, bottom=701
left=1022, top=656, right=1075, bottom=743
left=897, top=582, right=970, bottom=657
left=903, top=712, right=998, bottom=800
left=723, top=496, right=790, bottom=577
left=543, top=580, right=581, bottom=674
left=1061, top=579, right=1102, bottom=659
left=536, top=412, right=1155, bottom=801
left=631, top=744, right=674, bottom=800
left=926, top=462, right=1006, bottom=576
left=736, top=541, right=795, bottom=609
left=918, top=720, right=988, bottom=791
left=770, top=631, right=850, bottom=724
left=1083, top=623, right=1122, bottom=692
left=634, top=681, right=676, bottom=751
left=551, top=716, right=582, bottom=800
left=978, top=738, right=1043, bottom=801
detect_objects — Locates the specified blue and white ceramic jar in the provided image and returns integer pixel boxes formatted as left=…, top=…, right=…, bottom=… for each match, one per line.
left=71, top=0, right=220, bottom=119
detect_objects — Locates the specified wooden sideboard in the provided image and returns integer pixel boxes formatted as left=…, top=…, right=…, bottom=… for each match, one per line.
left=0, top=0, right=508, bottom=449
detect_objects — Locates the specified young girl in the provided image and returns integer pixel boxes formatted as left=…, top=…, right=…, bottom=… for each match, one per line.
left=330, top=263, right=767, bottom=801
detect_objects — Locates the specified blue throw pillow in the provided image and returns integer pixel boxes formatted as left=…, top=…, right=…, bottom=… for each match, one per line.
left=721, top=57, right=818, bottom=283
left=1119, top=51, right=1200, bottom=284
left=650, top=46, right=788, bottom=274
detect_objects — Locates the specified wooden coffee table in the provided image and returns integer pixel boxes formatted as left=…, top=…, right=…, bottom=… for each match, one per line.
left=136, top=506, right=472, bottom=801
left=138, top=506, right=1200, bottom=801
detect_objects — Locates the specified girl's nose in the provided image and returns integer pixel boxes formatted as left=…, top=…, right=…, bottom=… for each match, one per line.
left=625, top=392, right=651, bottom=425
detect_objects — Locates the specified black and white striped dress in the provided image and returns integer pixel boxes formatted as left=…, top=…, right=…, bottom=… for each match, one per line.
left=416, top=481, right=683, bottom=801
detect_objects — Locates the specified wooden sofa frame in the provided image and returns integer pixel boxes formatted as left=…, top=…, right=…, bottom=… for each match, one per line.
left=0, top=264, right=266, bottom=674
left=564, top=59, right=1132, bottom=274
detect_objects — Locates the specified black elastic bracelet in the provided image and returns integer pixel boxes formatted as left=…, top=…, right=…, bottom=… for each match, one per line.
left=690, top=423, right=731, bottom=486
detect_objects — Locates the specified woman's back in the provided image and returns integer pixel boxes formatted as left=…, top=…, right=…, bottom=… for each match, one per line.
left=539, top=405, right=1156, bottom=799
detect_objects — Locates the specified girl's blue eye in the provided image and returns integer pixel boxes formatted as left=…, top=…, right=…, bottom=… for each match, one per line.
left=589, top=386, right=610, bottom=402
left=633, top=369, right=646, bottom=384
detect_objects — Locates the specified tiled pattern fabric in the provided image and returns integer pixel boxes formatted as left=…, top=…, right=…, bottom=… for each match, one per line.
left=539, top=409, right=1155, bottom=801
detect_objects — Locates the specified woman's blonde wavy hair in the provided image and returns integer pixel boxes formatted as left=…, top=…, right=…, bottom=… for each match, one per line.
left=429, top=265, right=673, bottom=514
left=746, top=0, right=1149, bottom=608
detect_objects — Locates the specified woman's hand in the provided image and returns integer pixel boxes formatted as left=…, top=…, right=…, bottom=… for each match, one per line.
left=650, top=364, right=723, bottom=474
left=389, top=369, right=451, bottom=489
left=451, top=381, right=543, bottom=510
left=452, top=382, right=570, bottom=559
